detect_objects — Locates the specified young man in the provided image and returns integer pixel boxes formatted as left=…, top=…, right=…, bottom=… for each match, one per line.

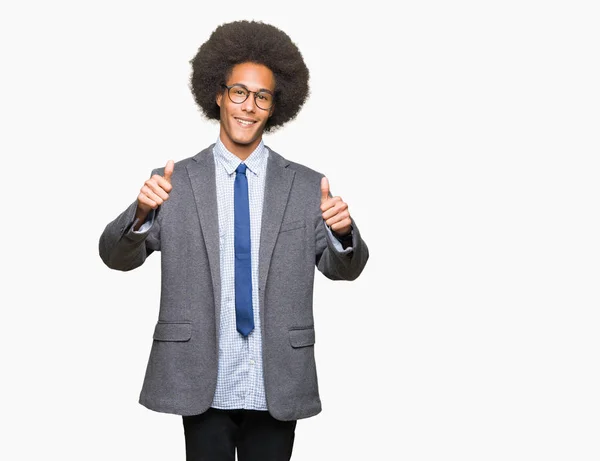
left=99, top=20, right=369, bottom=461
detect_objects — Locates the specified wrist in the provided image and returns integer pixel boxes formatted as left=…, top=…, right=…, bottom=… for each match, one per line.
left=332, top=227, right=353, bottom=245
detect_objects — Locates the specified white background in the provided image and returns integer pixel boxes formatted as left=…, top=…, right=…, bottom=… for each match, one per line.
left=1, top=0, right=599, bottom=460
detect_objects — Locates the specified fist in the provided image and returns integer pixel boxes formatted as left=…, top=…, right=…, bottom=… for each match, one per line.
left=320, top=176, right=352, bottom=236
left=136, top=160, right=174, bottom=216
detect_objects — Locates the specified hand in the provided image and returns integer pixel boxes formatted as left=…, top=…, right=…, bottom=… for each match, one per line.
left=136, top=160, right=174, bottom=220
left=320, top=177, right=352, bottom=236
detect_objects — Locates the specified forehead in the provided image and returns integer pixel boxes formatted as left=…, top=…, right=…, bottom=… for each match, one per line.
left=227, top=62, right=275, bottom=91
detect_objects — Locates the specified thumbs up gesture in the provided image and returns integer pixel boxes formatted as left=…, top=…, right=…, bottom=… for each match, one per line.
left=135, top=160, right=174, bottom=221
left=320, top=177, right=352, bottom=236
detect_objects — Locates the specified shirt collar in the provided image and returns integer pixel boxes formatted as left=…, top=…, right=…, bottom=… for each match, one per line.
left=213, top=137, right=269, bottom=177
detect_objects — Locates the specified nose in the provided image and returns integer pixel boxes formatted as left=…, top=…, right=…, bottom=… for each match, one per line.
left=241, top=94, right=256, bottom=112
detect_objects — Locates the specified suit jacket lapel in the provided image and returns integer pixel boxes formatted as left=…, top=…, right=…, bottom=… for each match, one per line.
left=186, top=146, right=222, bottom=335
left=259, top=149, right=295, bottom=295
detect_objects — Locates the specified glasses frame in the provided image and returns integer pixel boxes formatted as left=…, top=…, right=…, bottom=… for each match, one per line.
left=222, top=84, right=275, bottom=111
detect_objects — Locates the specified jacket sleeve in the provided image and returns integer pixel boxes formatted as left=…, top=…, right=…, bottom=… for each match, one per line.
left=315, top=212, right=369, bottom=281
left=99, top=168, right=163, bottom=272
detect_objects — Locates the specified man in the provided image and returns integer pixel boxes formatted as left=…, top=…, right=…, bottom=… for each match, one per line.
left=99, top=20, right=369, bottom=461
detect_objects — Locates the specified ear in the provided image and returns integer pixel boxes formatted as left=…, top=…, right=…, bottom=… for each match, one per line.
left=268, top=104, right=275, bottom=118
left=216, top=92, right=222, bottom=107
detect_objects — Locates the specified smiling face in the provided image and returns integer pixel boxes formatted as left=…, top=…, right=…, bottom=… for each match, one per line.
left=216, top=62, right=276, bottom=160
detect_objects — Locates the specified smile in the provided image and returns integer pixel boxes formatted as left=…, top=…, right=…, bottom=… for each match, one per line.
left=235, top=118, right=256, bottom=127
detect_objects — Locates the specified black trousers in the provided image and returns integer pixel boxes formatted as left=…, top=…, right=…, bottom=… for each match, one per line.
left=182, top=408, right=297, bottom=461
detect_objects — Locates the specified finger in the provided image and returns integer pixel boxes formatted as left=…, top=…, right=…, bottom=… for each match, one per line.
left=141, top=185, right=166, bottom=207
left=330, top=218, right=352, bottom=234
left=320, top=177, right=330, bottom=204
left=322, top=199, right=347, bottom=220
left=147, top=177, right=171, bottom=199
left=163, top=160, right=174, bottom=183
left=137, top=192, right=158, bottom=210
left=325, top=209, right=350, bottom=227
left=150, top=174, right=173, bottom=195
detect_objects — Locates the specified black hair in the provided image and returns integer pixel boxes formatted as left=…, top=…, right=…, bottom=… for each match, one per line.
left=189, top=20, right=310, bottom=132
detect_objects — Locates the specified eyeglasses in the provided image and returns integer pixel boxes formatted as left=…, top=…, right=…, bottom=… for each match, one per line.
left=222, top=84, right=274, bottom=110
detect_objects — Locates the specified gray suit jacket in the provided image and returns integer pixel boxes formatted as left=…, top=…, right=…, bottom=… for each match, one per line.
left=99, top=145, right=369, bottom=421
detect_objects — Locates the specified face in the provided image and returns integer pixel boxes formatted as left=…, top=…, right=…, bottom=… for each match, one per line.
left=216, top=62, right=275, bottom=159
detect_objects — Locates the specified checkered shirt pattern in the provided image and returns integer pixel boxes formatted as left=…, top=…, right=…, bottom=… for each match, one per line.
left=211, top=138, right=269, bottom=410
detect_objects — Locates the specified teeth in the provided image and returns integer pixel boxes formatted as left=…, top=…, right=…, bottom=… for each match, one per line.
left=237, top=119, right=254, bottom=126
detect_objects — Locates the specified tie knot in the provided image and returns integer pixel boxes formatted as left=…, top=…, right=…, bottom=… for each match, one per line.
left=236, top=163, right=247, bottom=175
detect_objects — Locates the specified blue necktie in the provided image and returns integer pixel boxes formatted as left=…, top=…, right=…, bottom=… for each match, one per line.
left=234, top=163, right=254, bottom=337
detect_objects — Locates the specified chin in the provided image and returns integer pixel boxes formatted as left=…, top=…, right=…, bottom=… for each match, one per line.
left=233, top=131, right=260, bottom=145
left=230, top=136, right=253, bottom=146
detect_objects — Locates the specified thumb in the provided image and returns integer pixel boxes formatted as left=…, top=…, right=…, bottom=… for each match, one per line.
left=164, top=160, right=174, bottom=183
left=320, top=177, right=330, bottom=204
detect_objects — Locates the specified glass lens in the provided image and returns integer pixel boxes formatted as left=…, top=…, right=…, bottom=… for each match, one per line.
left=255, top=91, right=273, bottom=110
left=228, top=85, right=249, bottom=103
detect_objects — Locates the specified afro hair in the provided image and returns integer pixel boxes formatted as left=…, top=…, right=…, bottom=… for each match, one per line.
left=189, top=20, right=310, bottom=132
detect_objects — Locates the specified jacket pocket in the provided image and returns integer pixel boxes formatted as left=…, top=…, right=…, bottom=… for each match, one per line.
left=153, top=321, right=192, bottom=341
left=279, top=219, right=305, bottom=233
left=289, top=326, right=315, bottom=348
